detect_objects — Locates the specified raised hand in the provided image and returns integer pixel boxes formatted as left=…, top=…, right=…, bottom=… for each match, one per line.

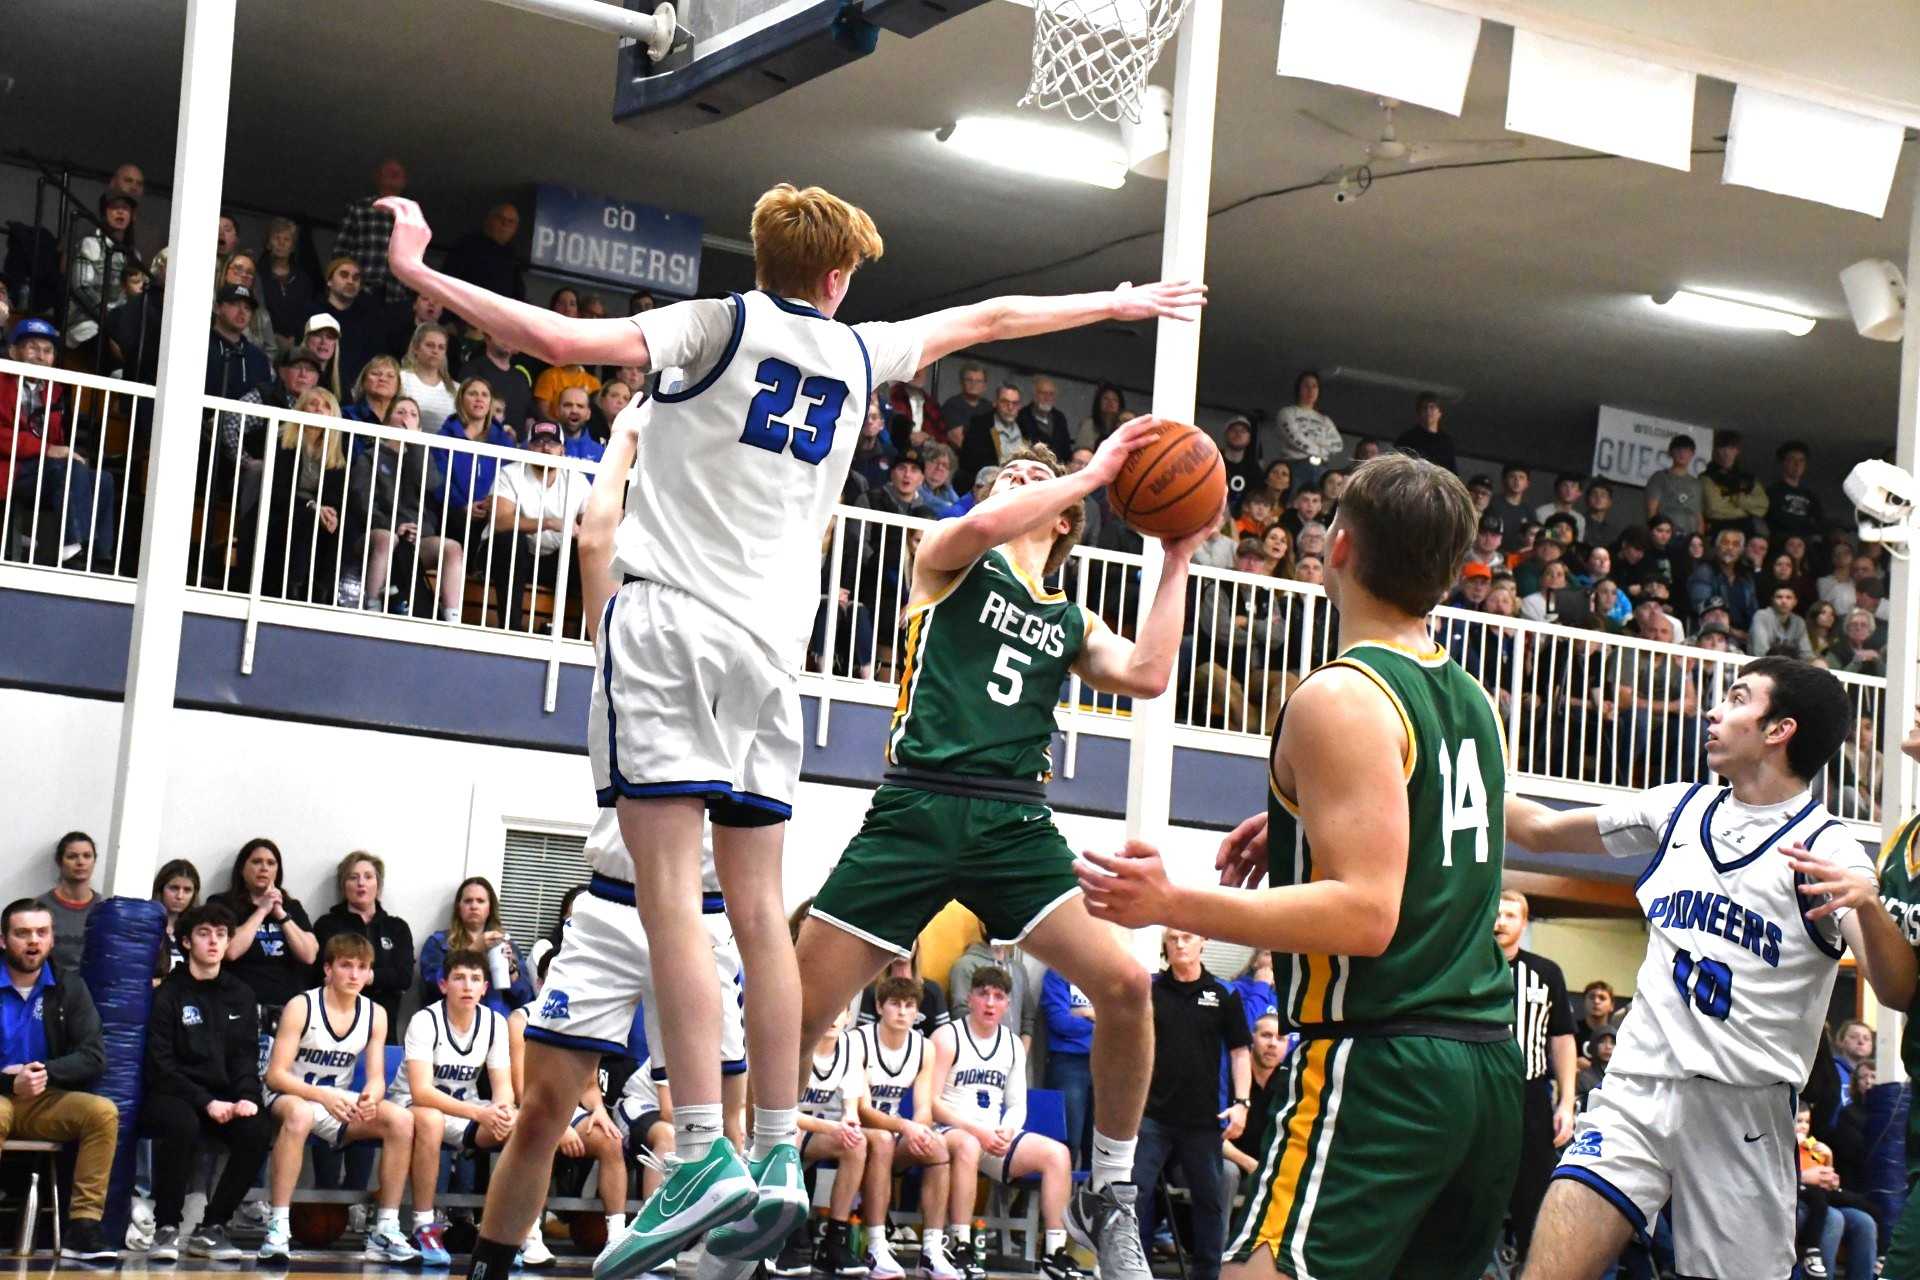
left=1216, top=811, right=1270, bottom=889
left=1163, top=504, right=1226, bottom=561
left=1076, top=841, right=1176, bottom=928
left=1109, top=280, right=1208, bottom=322
left=375, top=197, right=433, bottom=284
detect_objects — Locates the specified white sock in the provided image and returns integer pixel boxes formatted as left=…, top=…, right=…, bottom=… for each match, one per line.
left=270, top=1207, right=290, bottom=1232
left=442, top=606, right=462, bottom=622
left=1091, top=1131, right=1138, bottom=1190
left=676, top=1103, right=725, bottom=1162
left=606, top=1213, right=626, bottom=1237
left=922, top=1229, right=946, bottom=1255
left=1045, top=1229, right=1067, bottom=1255
left=951, top=1225, right=971, bottom=1246
left=414, top=1211, right=436, bottom=1233
left=376, top=1208, right=400, bottom=1234
left=750, top=1106, right=799, bottom=1161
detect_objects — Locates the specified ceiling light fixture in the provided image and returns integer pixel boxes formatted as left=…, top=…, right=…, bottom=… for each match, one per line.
left=1324, top=365, right=1464, bottom=400
left=1651, top=289, right=1816, bottom=336
left=937, top=117, right=1128, bottom=189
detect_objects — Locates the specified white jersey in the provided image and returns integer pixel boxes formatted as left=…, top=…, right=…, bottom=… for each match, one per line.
left=613, top=291, right=924, bottom=672
left=858, top=1024, right=927, bottom=1118
left=283, top=988, right=373, bottom=1094
left=391, top=1001, right=509, bottom=1108
left=585, top=807, right=720, bottom=890
left=1598, top=781, right=1873, bottom=1087
left=936, top=1018, right=1026, bottom=1128
left=801, top=1032, right=867, bottom=1124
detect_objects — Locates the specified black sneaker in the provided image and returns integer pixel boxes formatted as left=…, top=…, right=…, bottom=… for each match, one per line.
left=957, top=1238, right=987, bottom=1280
left=770, top=1224, right=814, bottom=1278
left=815, top=1227, right=870, bottom=1278
left=148, top=1226, right=181, bottom=1263
left=1040, top=1247, right=1086, bottom=1280
left=60, top=1218, right=121, bottom=1263
left=1800, top=1249, right=1829, bottom=1280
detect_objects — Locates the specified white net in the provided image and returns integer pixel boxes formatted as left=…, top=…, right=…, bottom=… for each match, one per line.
left=1019, top=0, right=1192, bottom=123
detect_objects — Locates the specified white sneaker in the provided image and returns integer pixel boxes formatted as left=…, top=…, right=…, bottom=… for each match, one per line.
left=868, top=1236, right=906, bottom=1280
left=365, top=1227, right=421, bottom=1262
left=522, top=1225, right=556, bottom=1268
left=917, top=1240, right=961, bottom=1280
left=258, top=1227, right=291, bottom=1262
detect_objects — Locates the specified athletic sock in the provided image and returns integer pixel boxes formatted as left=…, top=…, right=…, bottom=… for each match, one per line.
left=921, top=1228, right=946, bottom=1255
left=414, top=1211, right=436, bottom=1233
left=376, top=1208, right=401, bottom=1235
left=607, top=1212, right=627, bottom=1237
left=676, top=1103, right=725, bottom=1163
left=951, top=1225, right=971, bottom=1247
left=751, top=1106, right=800, bottom=1161
left=1045, top=1230, right=1067, bottom=1255
left=1090, top=1131, right=1138, bottom=1190
left=467, top=1234, right=519, bottom=1280
left=269, top=1207, right=290, bottom=1233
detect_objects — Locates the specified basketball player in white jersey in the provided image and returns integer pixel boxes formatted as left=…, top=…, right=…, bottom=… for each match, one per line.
left=1503, top=657, right=1913, bottom=1279
left=382, top=189, right=1204, bottom=1279
left=616, top=1055, right=677, bottom=1201
left=394, top=949, right=515, bottom=1266
left=795, top=1012, right=873, bottom=1279
left=260, top=933, right=418, bottom=1263
left=855, top=976, right=972, bottom=1280
left=931, top=966, right=1081, bottom=1280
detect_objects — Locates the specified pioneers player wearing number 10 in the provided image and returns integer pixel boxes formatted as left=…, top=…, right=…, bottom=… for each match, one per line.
left=378, top=184, right=1204, bottom=1280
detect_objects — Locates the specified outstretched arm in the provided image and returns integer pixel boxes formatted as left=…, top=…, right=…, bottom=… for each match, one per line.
left=912, top=281, right=1206, bottom=369
left=581, top=405, right=643, bottom=636
left=1074, top=515, right=1216, bottom=698
left=1506, top=796, right=1609, bottom=855
left=380, top=198, right=648, bottom=368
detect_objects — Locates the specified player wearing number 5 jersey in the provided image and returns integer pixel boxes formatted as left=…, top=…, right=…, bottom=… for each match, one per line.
left=1076, top=453, right=1523, bottom=1280
left=381, top=187, right=1203, bottom=1280
left=1505, top=657, right=1913, bottom=1280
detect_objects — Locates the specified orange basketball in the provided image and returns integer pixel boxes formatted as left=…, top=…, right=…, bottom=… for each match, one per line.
left=1108, top=421, right=1226, bottom=539
left=290, top=1201, right=349, bottom=1250
left=567, top=1211, right=608, bottom=1255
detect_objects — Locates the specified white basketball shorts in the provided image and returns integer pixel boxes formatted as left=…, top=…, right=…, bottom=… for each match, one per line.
left=273, top=1093, right=354, bottom=1147
left=525, top=876, right=747, bottom=1069
left=591, top=577, right=802, bottom=825
left=1553, top=1071, right=1797, bottom=1278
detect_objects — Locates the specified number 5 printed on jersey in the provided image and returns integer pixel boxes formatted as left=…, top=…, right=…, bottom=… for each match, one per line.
left=740, top=357, right=850, bottom=464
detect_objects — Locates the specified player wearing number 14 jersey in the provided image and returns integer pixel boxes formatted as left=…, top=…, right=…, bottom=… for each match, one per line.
left=380, top=186, right=1203, bottom=1280
left=1506, top=657, right=1911, bottom=1280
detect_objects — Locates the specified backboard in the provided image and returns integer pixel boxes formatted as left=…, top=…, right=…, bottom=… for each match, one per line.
left=614, top=0, right=995, bottom=132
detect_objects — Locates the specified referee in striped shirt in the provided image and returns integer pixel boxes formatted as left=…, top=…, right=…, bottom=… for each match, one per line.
left=1494, top=889, right=1576, bottom=1267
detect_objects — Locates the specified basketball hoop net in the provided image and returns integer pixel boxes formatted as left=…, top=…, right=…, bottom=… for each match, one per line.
left=1019, top=0, right=1192, bottom=123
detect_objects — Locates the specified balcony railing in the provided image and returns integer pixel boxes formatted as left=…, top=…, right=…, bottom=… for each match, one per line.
left=0, top=359, right=1891, bottom=829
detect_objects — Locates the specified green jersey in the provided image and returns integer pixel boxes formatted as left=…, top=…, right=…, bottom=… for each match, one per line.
left=1267, top=641, right=1512, bottom=1029
left=886, top=548, right=1094, bottom=780
left=1877, top=815, right=1920, bottom=1169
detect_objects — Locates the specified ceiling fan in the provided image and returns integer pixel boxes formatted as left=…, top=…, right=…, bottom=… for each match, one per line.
left=1299, top=96, right=1525, bottom=168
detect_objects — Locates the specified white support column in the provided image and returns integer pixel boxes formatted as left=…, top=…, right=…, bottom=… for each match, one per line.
left=105, top=0, right=235, bottom=896
left=1874, top=165, right=1920, bottom=1083
left=1123, top=0, right=1221, bottom=840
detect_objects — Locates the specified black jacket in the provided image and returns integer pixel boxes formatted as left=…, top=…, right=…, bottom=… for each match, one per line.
left=145, top=966, right=262, bottom=1111
left=0, top=963, right=104, bottom=1096
left=312, top=902, right=415, bottom=1039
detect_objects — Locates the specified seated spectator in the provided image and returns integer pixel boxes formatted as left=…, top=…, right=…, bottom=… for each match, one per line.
left=1510, top=532, right=1563, bottom=597
left=1828, top=610, right=1885, bottom=677
left=1294, top=520, right=1328, bottom=564
left=529, top=301, right=601, bottom=420
left=1278, top=484, right=1323, bottom=538
left=0, top=900, right=119, bottom=1262
left=302, top=314, right=345, bottom=401
left=262, top=389, right=361, bottom=604
left=457, top=332, right=534, bottom=438
left=1574, top=982, right=1620, bottom=1065
left=400, top=323, right=458, bottom=432
left=208, top=284, right=275, bottom=402
left=850, top=394, right=901, bottom=489
left=553, top=386, right=603, bottom=461
left=1292, top=552, right=1324, bottom=587
left=1576, top=1030, right=1612, bottom=1107
left=856, top=947, right=949, bottom=1033
left=1749, top=584, right=1813, bottom=659
left=218, top=251, right=280, bottom=356
left=917, top=443, right=962, bottom=516
left=313, top=851, right=416, bottom=1040
left=526, top=886, right=586, bottom=979
left=141, top=903, right=275, bottom=1264
left=1571, top=545, right=1610, bottom=590
left=150, top=857, right=201, bottom=979
left=215, top=837, right=319, bottom=1017
left=1393, top=391, right=1456, bottom=472
left=1191, top=508, right=1236, bottom=570
left=1688, top=529, right=1758, bottom=641
left=258, top=217, right=317, bottom=354
left=438, top=378, right=517, bottom=543
left=1351, top=436, right=1383, bottom=463
left=321, top=256, right=382, bottom=389
left=1261, top=525, right=1295, bottom=579
left=1017, top=376, right=1074, bottom=457
left=948, top=935, right=1037, bottom=1050
left=588, top=379, right=633, bottom=444
left=66, top=190, right=138, bottom=356
left=419, top=877, right=535, bottom=1017
left=959, top=383, right=1045, bottom=481
left=1220, top=1012, right=1284, bottom=1217
left=261, top=934, right=417, bottom=1263
left=2, top=319, right=118, bottom=569
left=1075, top=382, right=1128, bottom=452
left=1447, top=560, right=1494, bottom=610
left=35, top=831, right=100, bottom=976
left=1233, top=490, right=1278, bottom=539
left=1701, top=431, right=1768, bottom=535
left=1462, top=516, right=1506, bottom=571
left=1262, top=460, right=1293, bottom=504
left=1817, top=540, right=1857, bottom=615
left=1520, top=562, right=1574, bottom=622
left=1853, top=570, right=1891, bottom=628
left=481, top=422, right=590, bottom=632
left=344, top=353, right=402, bottom=426
left=259, top=345, right=322, bottom=414
left=940, top=364, right=990, bottom=441
left=1590, top=578, right=1630, bottom=629
left=1214, top=416, right=1262, bottom=512
left=887, top=366, right=943, bottom=447
left=347, top=396, right=465, bottom=620
left=1795, top=1100, right=1877, bottom=1280
left=394, top=949, right=515, bottom=1265
left=1327, top=467, right=1354, bottom=521
left=1806, top=601, right=1840, bottom=660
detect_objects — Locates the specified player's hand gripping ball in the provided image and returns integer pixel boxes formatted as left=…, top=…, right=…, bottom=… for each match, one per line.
left=1108, top=421, right=1226, bottom=540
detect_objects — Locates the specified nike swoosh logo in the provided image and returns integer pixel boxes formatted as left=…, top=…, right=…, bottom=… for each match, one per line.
left=1743, top=1132, right=1765, bottom=1143
left=656, top=1160, right=713, bottom=1216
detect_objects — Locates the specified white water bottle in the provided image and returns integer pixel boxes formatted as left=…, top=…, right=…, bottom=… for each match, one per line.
left=488, top=939, right=513, bottom=990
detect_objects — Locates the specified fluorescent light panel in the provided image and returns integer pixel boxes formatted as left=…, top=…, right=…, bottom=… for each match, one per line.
left=1723, top=85, right=1905, bottom=219
left=941, top=117, right=1127, bottom=189
left=1506, top=30, right=1695, bottom=171
left=1276, top=0, right=1481, bottom=118
left=1652, top=290, right=1815, bottom=336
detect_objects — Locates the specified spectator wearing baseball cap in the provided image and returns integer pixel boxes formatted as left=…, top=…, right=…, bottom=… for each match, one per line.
left=260, top=346, right=324, bottom=415
left=301, top=315, right=345, bottom=400
left=1466, top=515, right=1506, bottom=570
left=207, top=285, right=272, bottom=400
left=1219, top=416, right=1264, bottom=512
left=2, top=318, right=120, bottom=569
left=1448, top=559, right=1494, bottom=610
left=66, top=190, right=140, bottom=355
left=481, top=420, right=590, bottom=632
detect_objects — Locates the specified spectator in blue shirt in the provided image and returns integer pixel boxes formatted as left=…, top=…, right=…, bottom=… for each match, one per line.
left=916, top=443, right=961, bottom=516
left=1040, top=969, right=1095, bottom=1168
left=417, top=877, right=534, bottom=1018
left=437, top=378, right=516, bottom=543
left=553, top=386, right=604, bottom=462
left=1226, top=951, right=1278, bottom=1033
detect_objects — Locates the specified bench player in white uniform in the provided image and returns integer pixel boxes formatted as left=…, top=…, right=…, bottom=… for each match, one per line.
left=855, top=977, right=974, bottom=1280
left=1504, top=657, right=1913, bottom=1279
left=617, top=1056, right=678, bottom=1201
left=394, top=948, right=515, bottom=1265
left=382, top=185, right=1204, bottom=1279
left=260, top=933, right=418, bottom=1263
left=788, top=1012, right=873, bottom=1279
left=931, top=967, right=1080, bottom=1280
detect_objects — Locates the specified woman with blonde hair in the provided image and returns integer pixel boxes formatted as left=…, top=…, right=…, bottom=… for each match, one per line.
left=263, top=387, right=358, bottom=603
left=399, top=321, right=457, bottom=431
left=301, top=314, right=345, bottom=401
left=216, top=250, right=277, bottom=354
left=345, top=396, right=465, bottom=620
left=258, top=217, right=315, bottom=352
left=345, top=354, right=402, bottom=426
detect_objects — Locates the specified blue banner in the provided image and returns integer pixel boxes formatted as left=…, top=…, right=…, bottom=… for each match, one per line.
left=530, top=183, right=702, bottom=295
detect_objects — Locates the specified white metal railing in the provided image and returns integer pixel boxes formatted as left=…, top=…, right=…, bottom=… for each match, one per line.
left=0, top=382, right=1893, bottom=825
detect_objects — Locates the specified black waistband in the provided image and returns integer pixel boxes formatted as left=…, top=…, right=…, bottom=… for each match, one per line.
left=1294, top=1017, right=1514, bottom=1044
left=882, top=766, right=1046, bottom=803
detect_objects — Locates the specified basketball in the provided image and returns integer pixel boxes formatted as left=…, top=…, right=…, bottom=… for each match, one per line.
left=1108, top=422, right=1226, bottom=540
left=567, top=1211, right=608, bottom=1254
left=290, top=1202, right=350, bottom=1250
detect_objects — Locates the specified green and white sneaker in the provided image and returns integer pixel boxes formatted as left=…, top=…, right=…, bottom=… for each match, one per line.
left=705, top=1144, right=810, bottom=1262
left=594, top=1139, right=757, bottom=1280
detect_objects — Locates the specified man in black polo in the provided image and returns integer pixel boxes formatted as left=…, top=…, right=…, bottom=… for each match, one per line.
left=1131, top=930, right=1250, bottom=1280
left=1493, top=889, right=1575, bottom=1270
